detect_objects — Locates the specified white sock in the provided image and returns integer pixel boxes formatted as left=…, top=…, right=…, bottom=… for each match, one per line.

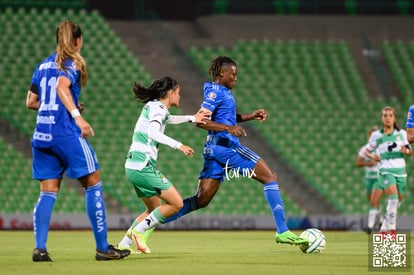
left=385, top=199, right=398, bottom=231
left=368, top=208, right=378, bottom=229
left=133, top=212, right=161, bottom=234
left=118, top=235, right=134, bottom=247
left=118, top=227, right=134, bottom=247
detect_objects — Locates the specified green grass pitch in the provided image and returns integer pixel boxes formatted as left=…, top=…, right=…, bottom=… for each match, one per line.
left=0, top=230, right=412, bottom=275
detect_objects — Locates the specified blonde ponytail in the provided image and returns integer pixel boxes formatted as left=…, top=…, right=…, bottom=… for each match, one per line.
left=55, top=21, right=88, bottom=87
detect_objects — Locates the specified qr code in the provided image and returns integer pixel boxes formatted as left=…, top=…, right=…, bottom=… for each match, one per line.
left=371, top=233, right=408, bottom=270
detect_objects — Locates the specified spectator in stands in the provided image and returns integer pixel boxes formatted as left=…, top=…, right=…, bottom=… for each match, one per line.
left=365, top=106, right=411, bottom=236
left=131, top=56, right=308, bottom=247
left=26, top=21, right=130, bottom=261
left=117, top=77, right=208, bottom=254
left=356, top=126, right=382, bottom=234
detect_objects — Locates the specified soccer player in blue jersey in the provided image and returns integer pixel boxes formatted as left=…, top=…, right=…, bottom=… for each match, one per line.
left=163, top=56, right=308, bottom=245
left=26, top=21, right=130, bottom=261
left=406, top=104, right=414, bottom=143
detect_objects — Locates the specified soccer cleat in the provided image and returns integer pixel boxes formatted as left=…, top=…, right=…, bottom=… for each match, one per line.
left=117, top=241, right=146, bottom=255
left=363, top=227, right=373, bottom=235
left=131, top=229, right=151, bottom=254
left=275, top=230, right=308, bottom=245
left=32, top=248, right=52, bottom=262
left=95, top=245, right=131, bottom=261
left=117, top=228, right=137, bottom=254
left=117, top=243, right=141, bottom=255
left=117, top=227, right=150, bottom=254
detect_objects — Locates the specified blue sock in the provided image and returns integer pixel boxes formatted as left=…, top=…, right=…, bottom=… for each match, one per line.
left=85, top=182, right=108, bottom=252
left=33, top=191, right=57, bottom=250
left=263, top=182, right=288, bottom=233
left=164, top=196, right=198, bottom=223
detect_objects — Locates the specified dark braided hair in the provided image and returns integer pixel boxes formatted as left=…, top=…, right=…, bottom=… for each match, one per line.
left=208, top=56, right=237, bottom=79
left=133, top=76, right=179, bottom=103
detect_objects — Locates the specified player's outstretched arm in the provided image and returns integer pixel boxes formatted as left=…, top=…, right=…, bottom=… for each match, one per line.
left=167, top=112, right=209, bottom=125
left=195, top=107, right=247, bottom=137
left=177, top=144, right=195, bottom=156
left=236, top=109, right=267, bottom=122
left=190, top=107, right=245, bottom=137
left=148, top=121, right=184, bottom=150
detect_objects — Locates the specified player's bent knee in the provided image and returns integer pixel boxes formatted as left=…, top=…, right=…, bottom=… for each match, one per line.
left=270, top=171, right=278, bottom=182
left=177, top=200, right=184, bottom=210
left=171, top=201, right=184, bottom=213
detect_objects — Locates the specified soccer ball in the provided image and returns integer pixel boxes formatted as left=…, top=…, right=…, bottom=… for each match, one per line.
left=298, top=228, right=326, bottom=254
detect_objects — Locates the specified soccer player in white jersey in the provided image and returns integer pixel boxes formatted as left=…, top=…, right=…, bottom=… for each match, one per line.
left=117, top=76, right=207, bottom=253
left=356, top=126, right=382, bottom=233
left=365, top=106, right=411, bottom=237
left=26, top=21, right=130, bottom=261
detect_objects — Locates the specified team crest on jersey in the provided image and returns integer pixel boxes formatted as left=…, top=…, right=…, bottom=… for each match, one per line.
left=408, top=112, right=412, bottom=119
left=208, top=92, right=217, bottom=99
left=160, top=174, right=169, bottom=184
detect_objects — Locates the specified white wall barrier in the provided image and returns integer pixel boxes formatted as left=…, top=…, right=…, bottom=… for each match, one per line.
left=1, top=214, right=413, bottom=231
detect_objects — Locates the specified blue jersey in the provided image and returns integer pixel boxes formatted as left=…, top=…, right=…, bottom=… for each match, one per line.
left=406, top=104, right=414, bottom=128
left=30, top=53, right=81, bottom=147
left=199, top=82, right=260, bottom=182
left=30, top=53, right=99, bottom=180
left=201, top=82, right=240, bottom=146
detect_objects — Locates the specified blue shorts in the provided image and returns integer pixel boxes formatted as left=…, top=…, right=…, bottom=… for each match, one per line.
left=199, top=142, right=260, bottom=182
left=32, top=136, right=99, bottom=180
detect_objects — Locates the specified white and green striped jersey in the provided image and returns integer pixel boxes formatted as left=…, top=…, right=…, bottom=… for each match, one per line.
left=367, top=129, right=409, bottom=177
left=358, top=143, right=379, bottom=179
left=125, top=100, right=172, bottom=170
